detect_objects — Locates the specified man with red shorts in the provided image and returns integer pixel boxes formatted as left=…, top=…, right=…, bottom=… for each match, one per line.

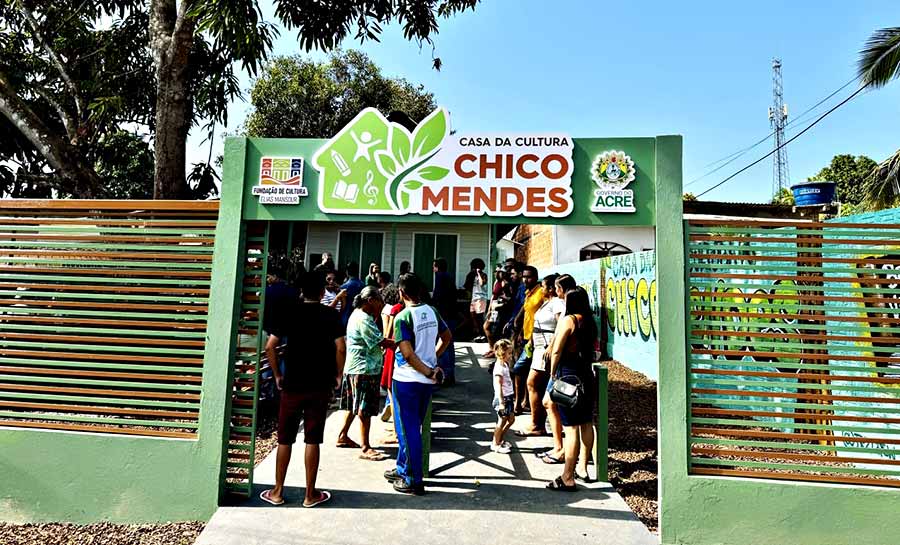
left=260, top=271, right=346, bottom=508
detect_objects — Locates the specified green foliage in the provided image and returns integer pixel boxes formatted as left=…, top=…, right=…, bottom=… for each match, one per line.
left=244, top=50, right=437, bottom=138
left=93, top=132, right=154, bottom=199
left=0, top=1, right=479, bottom=198
left=858, top=27, right=900, bottom=88
left=771, top=187, right=795, bottom=205
left=683, top=192, right=697, bottom=201
left=0, top=1, right=153, bottom=196
left=857, top=27, right=900, bottom=211
left=808, top=154, right=878, bottom=206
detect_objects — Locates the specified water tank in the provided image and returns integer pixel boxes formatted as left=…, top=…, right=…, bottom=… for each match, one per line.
left=790, top=181, right=836, bottom=207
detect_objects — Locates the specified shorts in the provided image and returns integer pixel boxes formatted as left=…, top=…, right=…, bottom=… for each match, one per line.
left=278, top=390, right=329, bottom=445
left=511, top=350, right=531, bottom=376
left=470, top=298, right=488, bottom=315
left=493, top=394, right=515, bottom=417
left=531, top=346, right=548, bottom=372
left=338, top=373, right=381, bottom=418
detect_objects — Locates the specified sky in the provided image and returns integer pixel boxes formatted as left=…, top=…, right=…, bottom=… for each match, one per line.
left=186, top=0, right=900, bottom=203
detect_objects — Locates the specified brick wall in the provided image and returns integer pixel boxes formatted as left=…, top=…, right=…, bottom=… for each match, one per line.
left=512, top=224, right=554, bottom=271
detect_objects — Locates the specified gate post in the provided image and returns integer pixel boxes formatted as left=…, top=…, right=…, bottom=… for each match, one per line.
left=652, top=136, right=687, bottom=543
left=205, top=137, right=249, bottom=504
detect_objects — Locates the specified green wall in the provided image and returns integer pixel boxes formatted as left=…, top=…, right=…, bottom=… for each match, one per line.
left=0, top=432, right=218, bottom=523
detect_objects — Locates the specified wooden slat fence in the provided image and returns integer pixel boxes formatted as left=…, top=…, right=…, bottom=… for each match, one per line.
left=686, top=219, right=900, bottom=488
left=0, top=200, right=218, bottom=439
left=223, top=221, right=268, bottom=496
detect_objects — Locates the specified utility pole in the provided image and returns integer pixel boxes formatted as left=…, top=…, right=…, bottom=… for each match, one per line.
left=769, top=58, right=790, bottom=197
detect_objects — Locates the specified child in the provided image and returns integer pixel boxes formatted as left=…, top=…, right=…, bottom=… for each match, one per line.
left=491, top=339, right=516, bottom=454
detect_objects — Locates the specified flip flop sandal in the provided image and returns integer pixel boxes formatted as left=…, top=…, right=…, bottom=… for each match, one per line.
left=546, top=476, right=577, bottom=492
left=359, top=450, right=388, bottom=461
left=259, top=489, right=285, bottom=506
left=335, top=440, right=360, bottom=449
left=514, top=429, right=547, bottom=437
left=302, top=490, right=332, bottom=508
left=540, top=453, right=564, bottom=464
left=575, top=472, right=595, bottom=483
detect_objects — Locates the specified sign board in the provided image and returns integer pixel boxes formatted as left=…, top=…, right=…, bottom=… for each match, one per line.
left=234, top=108, right=678, bottom=225
left=251, top=156, right=308, bottom=204
left=311, top=108, right=575, bottom=218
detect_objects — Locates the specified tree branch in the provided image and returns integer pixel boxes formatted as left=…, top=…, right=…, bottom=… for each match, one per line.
left=0, top=70, right=98, bottom=197
left=33, top=86, right=76, bottom=141
left=16, top=1, right=86, bottom=121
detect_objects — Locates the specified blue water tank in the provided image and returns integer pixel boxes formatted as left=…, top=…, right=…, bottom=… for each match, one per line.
left=790, top=181, right=836, bottom=207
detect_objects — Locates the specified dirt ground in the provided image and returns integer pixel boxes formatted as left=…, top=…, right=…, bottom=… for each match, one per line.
left=605, top=360, right=659, bottom=533
left=0, top=522, right=204, bottom=545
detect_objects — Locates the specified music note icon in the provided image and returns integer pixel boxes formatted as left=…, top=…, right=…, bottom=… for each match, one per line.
left=363, top=171, right=378, bottom=205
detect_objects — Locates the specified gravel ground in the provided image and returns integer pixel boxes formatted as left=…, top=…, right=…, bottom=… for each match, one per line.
left=0, top=522, right=204, bottom=545
left=605, top=360, right=659, bottom=533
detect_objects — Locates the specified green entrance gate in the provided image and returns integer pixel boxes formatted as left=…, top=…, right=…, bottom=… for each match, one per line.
left=214, top=110, right=683, bottom=500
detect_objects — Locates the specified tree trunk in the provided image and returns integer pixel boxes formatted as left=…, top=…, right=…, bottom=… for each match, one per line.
left=153, top=71, right=191, bottom=199
left=150, top=0, right=195, bottom=200
left=0, top=73, right=99, bottom=198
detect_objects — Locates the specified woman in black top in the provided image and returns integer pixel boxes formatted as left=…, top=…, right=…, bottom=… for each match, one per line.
left=546, top=287, right=596, bottom=491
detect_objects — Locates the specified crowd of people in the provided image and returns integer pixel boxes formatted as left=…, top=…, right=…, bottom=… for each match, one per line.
left=258, top=251, right=599, bottom=506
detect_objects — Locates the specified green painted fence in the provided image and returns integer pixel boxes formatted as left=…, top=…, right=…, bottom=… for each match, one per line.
left=686, top=218, right=900, bottom=488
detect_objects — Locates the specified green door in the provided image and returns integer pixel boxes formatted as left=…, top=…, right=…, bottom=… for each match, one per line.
left=337, top=231, right=362, bottom=272
left=360, top=232, right=384, bottom=273
left=435, top=234, right=457, bottom=285
left=338, top=231, right=383, bottom=274
left=413, top=234, right=436, bottom=291
left=413, top=234, right=458, bottom=291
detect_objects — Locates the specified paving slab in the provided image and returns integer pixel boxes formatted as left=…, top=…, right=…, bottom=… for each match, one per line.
left=196, top=343, right=657, bottom=545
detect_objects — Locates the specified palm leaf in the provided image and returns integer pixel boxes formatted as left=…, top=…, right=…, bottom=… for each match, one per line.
left=858, top=27, right=900, bottom=88
left=862, top=149, right=900, bottom=210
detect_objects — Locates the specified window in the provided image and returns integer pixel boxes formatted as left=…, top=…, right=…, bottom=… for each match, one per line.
left=579, top=241, right=631, bottom=261
left=413, top=233, right=458, bottom=291
left=337, top=232, right=384, bottom=272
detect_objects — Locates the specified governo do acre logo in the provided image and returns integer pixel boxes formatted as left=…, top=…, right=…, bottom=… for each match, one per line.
left=590, top=150, right=636, bottom=213
left=311, top=107, right=574, bottom=217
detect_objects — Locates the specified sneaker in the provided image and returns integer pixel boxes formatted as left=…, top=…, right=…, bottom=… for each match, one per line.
left=379, top=403, right=392, bottom=423
left=393, top=480, right=426, bottom=495
left=491, top=442, right=511, bottom=454
left=383, top=469, right=402, bottom=483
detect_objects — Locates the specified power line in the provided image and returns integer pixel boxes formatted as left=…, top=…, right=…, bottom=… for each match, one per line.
left=685, top=76, right=860, bottom=188
left=696, top=83, right=869, bottom=198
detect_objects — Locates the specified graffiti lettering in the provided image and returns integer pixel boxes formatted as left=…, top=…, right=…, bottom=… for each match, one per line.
left=607, top=276, right=658, bottom=340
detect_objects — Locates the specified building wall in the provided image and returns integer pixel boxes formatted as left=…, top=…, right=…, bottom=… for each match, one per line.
left=306, top=221, right=491, bottom=287
left=512, top=224, right=554, bottom=271
left=554, top=225, right=655, bottom=265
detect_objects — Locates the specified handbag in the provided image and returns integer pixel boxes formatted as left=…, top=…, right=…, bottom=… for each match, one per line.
left=550, top=374, right=582, bottom=409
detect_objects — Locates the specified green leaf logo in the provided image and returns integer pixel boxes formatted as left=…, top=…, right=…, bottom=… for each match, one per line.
left=411, top=109, right=448, bottom=158
left=418, top=165, right=450, bottom=181
left=313, top=107, right=450, bottom=215
left=391, top=126, right=412, bottom=165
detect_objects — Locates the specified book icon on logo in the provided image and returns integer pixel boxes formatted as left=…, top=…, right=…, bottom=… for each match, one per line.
left=332, top=179, right=359, bottom=204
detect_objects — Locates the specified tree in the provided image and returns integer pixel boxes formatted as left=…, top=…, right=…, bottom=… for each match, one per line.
left=0, top=1, right=480, bottom=200
left=682, top=192, right=697, bottom=201
left=807, top=154, right=878, bottom=206
left=771, top=187, right=795, bottom=206
left=244, top=51, right=436, bottom=139
left=858, top=26, right=900, bottom=210
left=0, top=1, right=154, bottom=198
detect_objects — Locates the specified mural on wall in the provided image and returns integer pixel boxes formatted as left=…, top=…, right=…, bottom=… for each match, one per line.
left=548, top=250, right=658, bottom=381
left=688, top=213, right=900, bottom=469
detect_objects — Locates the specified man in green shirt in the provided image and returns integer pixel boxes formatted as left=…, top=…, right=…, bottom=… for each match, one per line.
left=337, top=286, right=395, bottom=460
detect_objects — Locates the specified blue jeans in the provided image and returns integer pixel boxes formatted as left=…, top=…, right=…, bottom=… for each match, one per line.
left=437, top=319, right=456, bottom=380
left=392, top=380, right=433, bottom=486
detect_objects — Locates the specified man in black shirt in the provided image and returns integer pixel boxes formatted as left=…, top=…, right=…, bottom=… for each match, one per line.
left=260, top=272, right=346, bottom=508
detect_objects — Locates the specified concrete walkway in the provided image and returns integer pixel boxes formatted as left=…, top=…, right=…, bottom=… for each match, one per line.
left=197, top=343, right=656, bottom=545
